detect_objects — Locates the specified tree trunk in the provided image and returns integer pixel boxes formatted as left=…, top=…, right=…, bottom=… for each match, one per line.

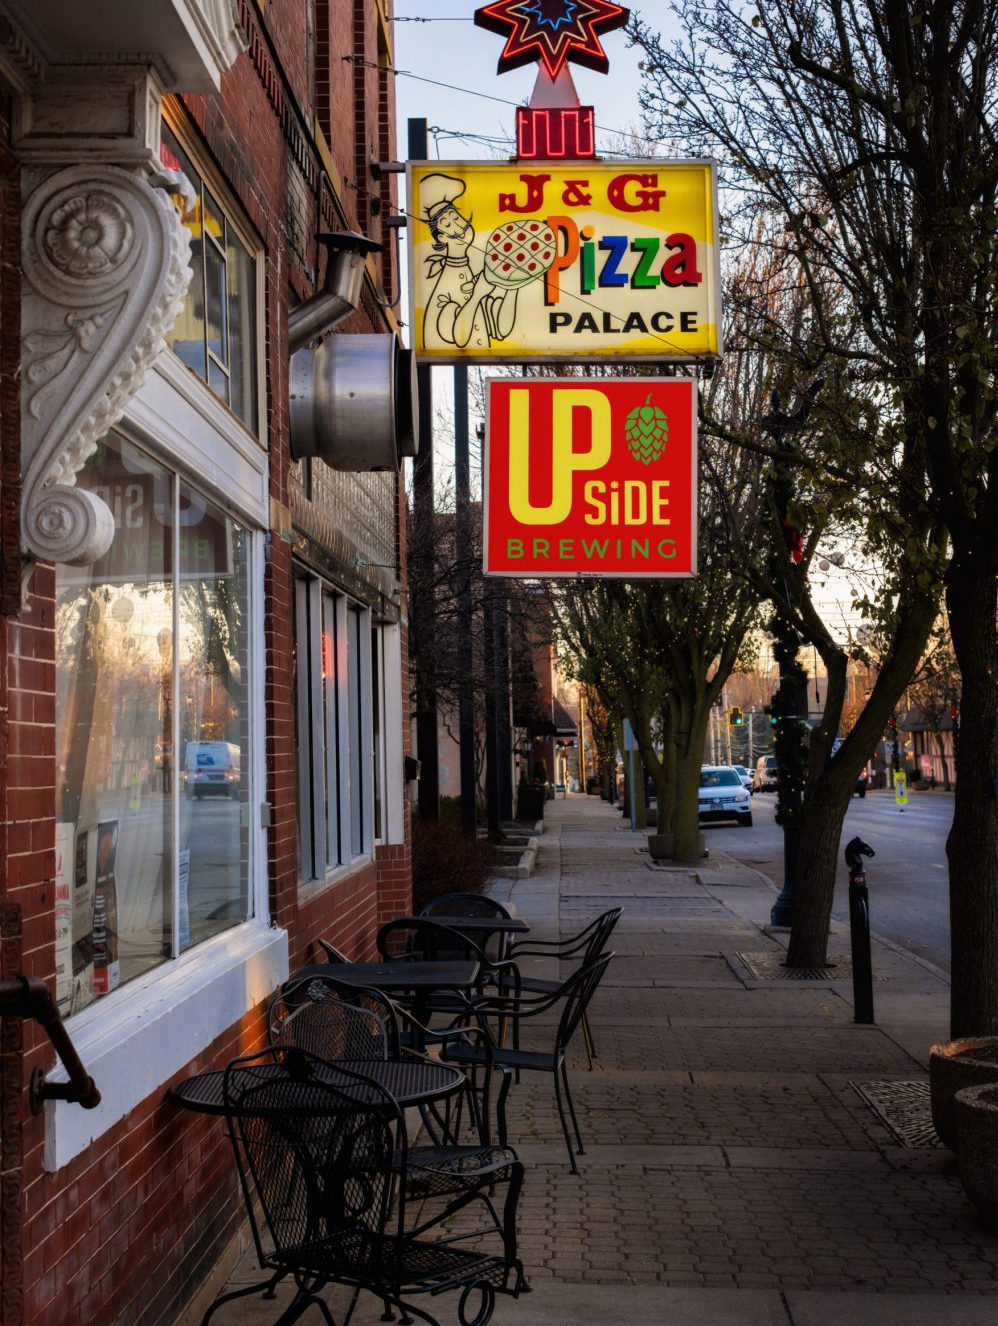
left=945, top=553, right=998, bottom=1037
left=633, top=763, right=647, bottom=829
left=933, top=732, right=951, bottom=791
left=672, top=707, right=709, bottom=863
left=786, top=771, right=851, bottom=967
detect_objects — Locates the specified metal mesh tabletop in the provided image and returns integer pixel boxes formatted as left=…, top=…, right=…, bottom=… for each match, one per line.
left=286, top=960, right=481, bottom=992
left=168, top=1058, right=465, bottom=1116
left=400, top=916, right=529, bottom=935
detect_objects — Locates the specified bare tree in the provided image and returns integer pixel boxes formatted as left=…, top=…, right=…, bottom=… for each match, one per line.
left=632, top=0, right=998, bottom=1034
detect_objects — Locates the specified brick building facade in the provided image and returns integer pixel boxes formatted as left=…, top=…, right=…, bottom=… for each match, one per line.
left=0, top=2, right=412, bottom=1323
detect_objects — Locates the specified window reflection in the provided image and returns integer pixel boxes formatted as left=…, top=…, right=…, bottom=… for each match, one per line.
left=55, top=435, right=174, bottom=1013
left=54, top=431, right=253, bottom=1015
left=178, top=486, right=251, bottom=949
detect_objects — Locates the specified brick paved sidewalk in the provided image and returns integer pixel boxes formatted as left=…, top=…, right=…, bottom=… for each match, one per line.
left=186, top=794, right=998, bottom=1326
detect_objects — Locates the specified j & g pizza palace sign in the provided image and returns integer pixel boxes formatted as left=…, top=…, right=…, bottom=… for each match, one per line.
left=408, top=161, right=721, bottom=363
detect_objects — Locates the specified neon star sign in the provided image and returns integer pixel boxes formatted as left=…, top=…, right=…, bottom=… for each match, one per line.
left=474, top=0, right=630, bottom=78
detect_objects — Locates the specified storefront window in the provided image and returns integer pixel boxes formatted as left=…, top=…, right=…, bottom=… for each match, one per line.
left=295, top=573, right=379, bottom=884
left=159, top=122, right=259, bottom=434
left=55, top=431, right=253, bottom=1015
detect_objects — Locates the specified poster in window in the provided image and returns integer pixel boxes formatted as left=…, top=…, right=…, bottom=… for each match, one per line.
left=92, top=820, right=120, bottom=995
left=72, top=830, right=94, bottom=1013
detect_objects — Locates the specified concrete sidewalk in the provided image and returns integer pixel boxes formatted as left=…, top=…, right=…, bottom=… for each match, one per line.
left=193, top=794, right=998, bottom=1326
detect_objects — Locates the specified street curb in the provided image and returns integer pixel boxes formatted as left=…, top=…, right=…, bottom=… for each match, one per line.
left=708, top=849, right=952, bottom=986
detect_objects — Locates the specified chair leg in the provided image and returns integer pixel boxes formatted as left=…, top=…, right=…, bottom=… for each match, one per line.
left=582, top=1011, right=595, bottom=1069
left=271, top=1288, right=333, bottom=1326
left=495, top=1067, right=512, bottom=1148
left=200, top=1271, right=286, bottom=1326
left=561, top=1061, right=584, bottom=1155
left=552, top=1068, right=578, bottom=1174
left=342, top=1286, right=362, bottom=1326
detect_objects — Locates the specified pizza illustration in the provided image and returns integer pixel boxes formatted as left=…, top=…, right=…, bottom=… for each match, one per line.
left=483, top=219, right=556, bottom=289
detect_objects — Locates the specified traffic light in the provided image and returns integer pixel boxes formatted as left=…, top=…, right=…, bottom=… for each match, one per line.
left=764, top=705, right=778, bottom=728
left=728, top=706, right=744, bottom=727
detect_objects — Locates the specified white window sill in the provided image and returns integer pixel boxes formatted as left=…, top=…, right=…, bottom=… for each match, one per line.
left=44, top=921, right=289, bottom=1172
left=297, top=853, right=375, bottom=907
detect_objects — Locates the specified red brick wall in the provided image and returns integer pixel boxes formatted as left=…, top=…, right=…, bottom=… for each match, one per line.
left=4, top=1, right=411, bottom=1322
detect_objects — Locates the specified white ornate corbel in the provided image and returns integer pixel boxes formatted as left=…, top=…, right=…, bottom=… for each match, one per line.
left=20, top=165, right=192, bottom=570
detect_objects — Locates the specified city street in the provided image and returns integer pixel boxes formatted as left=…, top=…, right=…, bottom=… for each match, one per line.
left=704, top=789, right=955, bottom=974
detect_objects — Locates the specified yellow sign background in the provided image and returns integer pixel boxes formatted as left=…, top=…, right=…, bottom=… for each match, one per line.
left=408, top=160, right=721, bottom=362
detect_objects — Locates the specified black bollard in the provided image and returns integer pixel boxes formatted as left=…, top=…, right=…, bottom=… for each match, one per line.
left=845, top=836, right=875, bottom=1025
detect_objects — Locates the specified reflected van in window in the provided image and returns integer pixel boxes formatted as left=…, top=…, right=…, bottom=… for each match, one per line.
left=184, top=742, right=241, bottom=799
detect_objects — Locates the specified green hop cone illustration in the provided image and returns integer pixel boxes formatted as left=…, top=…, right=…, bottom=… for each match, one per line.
left=624, top=394, right=668, bottom=465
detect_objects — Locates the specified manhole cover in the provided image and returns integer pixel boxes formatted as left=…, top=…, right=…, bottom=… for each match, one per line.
left=851, top=1079, right=940, bottom=1147
left=736, top=950, right=884, bottom=981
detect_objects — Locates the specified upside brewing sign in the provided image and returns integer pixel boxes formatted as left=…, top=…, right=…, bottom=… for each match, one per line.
left=484, top=378, right=697, bottom=577
left=407, top=160, right=720, bottom=363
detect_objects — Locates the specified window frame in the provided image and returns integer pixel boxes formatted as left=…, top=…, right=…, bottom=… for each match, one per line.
left=160, top=101, right=267, bottom=443
left=294, top=570, right=380, bottom=891
left=45, top=416, right=282, bottom=1172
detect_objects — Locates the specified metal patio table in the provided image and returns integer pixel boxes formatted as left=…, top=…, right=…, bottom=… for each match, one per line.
left=286, top=958, right=481, bottom=994
left=168, top=1056, right=466, bottom=1116
left=397, top=915, right=529, bottom=939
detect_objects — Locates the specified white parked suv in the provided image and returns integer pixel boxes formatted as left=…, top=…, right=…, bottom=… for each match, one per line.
left=698, top=766, right=753, bottom=827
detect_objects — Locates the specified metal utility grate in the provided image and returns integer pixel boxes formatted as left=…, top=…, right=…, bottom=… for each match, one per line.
left=851, top=1079, right=941, bottom=1148
left=735, top=950, right=884, bottom=981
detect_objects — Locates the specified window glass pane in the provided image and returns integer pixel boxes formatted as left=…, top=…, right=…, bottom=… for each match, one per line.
left=203, top=188, right=226, bottom=248
left=322, top=593, right=341, bottom=868
left=205, top=241, right=227, bottom=367
left=160, top=120, right=259, bottom=435
left=55, top=433, right=174, bottom=1014
left=372, top=628, right=382, bottom=841
left=293, top=579, right=313, bottom=881
left=348, top=608, right=363, bottom=857
left=177, top=484, right=251, bottom=948
left=160, top=125, right=207, bottom=379
left=208, top=356, right=230, bottom=403
left=227, top=229, right=258, bottom=433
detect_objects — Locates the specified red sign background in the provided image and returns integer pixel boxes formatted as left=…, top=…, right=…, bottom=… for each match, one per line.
left=484, top=378, right=696, bottom=577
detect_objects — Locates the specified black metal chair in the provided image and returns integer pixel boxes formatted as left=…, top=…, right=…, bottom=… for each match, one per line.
left=504, top=908, right=621, bottom=1068
left=222, top=1047, right=526, bottom=1326
left=270, top=975, right=520, bottom=1239
left=443, top=952, right=614, bottom=1174
left=419, top=894, right=514, bottom=962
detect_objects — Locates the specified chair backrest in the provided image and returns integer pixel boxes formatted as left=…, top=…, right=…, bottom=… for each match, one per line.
left=420, top=893, right=512, bottom=920
left=420, top=894, right=514, bottom=963
left=376, top=917, right=488, bottom=967
left=270, top=976, right=401, bottom=1061
left=554, top=951, right=614, bottom=1056
left=582, top=908, right=622, bottom=965
left=223, top=1048, right=403, bottom=1281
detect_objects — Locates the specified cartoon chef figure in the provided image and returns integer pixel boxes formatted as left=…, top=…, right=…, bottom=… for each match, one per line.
left=420, top=173, right=520, bottom=351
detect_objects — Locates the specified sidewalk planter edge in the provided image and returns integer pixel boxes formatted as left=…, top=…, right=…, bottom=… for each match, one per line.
left=930, top=1037, right=998, bottom=1151
left=955, top=1082, right=998, bottom=1223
